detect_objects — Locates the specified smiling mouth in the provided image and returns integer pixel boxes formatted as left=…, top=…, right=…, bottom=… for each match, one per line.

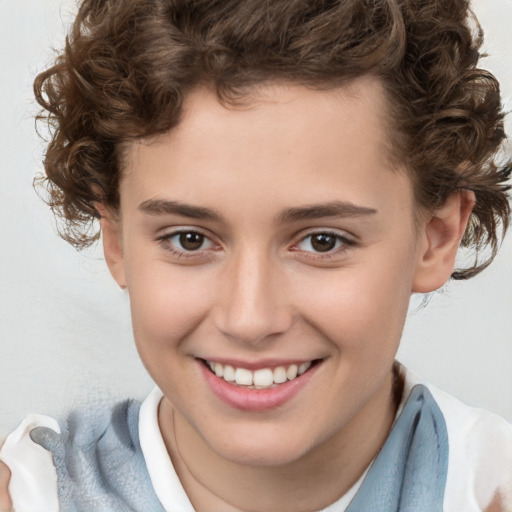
left=201, top=359, right=321, bottom=389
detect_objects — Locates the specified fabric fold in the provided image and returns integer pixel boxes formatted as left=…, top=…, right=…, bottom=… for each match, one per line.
left=347, top=385, right=449, bottom=511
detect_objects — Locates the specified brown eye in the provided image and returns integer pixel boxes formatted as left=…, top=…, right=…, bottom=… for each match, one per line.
left=310, top=234, right=337, bottom=252
left=179, top=232, right=205, bottom=251
left=296, top=231, right=353, bottom=256
left=160, top=229, right=217, bottom=257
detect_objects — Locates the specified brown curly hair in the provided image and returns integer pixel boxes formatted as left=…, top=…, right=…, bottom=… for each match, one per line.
left=34, top=0, right=511, bottom=279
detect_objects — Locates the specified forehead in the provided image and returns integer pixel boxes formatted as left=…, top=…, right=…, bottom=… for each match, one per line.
left=120, top=77, right=414, bottom=224
left=157, top=78, right=395, bottom=171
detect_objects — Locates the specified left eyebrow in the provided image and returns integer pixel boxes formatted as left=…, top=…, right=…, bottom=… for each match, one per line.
left=138, top=199, right=222, bottom=222
left=276, top=201, right=378, bottom=223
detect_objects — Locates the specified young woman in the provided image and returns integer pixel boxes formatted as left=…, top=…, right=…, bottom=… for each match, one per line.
left=1, top=1, right=511, bottom=510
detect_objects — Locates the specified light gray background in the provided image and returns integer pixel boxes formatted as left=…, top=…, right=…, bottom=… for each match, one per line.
left=0, top=0, right=511, bottom=437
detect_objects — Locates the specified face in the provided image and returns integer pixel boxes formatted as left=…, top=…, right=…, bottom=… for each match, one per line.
left=107, top=78, right=439, bottom=467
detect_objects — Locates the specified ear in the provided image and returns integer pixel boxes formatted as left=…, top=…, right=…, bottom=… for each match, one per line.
left=96, top=203, right=127, bottom=289
left=412, top=190, right=475, bottom=293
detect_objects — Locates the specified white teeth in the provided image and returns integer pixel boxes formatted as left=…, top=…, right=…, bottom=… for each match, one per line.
left=206, top=360, right=315, bottom=387
left=223, top=365, right=236, bottom=382
left=286, top=364, right=298, bottom=380
left=253, top=368, right=274, bottom=387
left=235, top=368, right=253, bottom=386
left=273, top=366, right=287, bottom=384
left=298, top=361, right=312, bottom=375
left=214, top=362, right=224, bottom=378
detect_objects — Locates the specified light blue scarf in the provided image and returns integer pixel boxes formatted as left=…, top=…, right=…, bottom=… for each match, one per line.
left=346, top=385, right=448, bottom=511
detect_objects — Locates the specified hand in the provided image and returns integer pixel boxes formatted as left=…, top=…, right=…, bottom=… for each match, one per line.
left=0, top=456, right=12, bottom=512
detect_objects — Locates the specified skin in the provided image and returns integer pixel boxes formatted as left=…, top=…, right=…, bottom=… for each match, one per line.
left=99, top=77, right=474, bottom=512
left=0, top=77, right=474, bottom=511
left=0, top=459, right=11, bottom=512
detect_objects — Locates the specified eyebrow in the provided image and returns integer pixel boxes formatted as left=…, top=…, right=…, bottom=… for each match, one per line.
left=276, top=201, right=378, bottom=223
left=138, top=198, right=377, bottom=223
left=139, top=199, right=222, bottom=222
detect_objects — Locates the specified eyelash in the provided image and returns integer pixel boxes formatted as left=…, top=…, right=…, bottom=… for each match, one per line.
left=156, top=229, right=356, bottom=261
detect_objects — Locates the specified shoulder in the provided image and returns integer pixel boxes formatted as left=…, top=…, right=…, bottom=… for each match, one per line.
left=429, top=382, right=512, bottom=512
left=400, top=365, right=512, bottom=512
left=55, top=398, right=143, bottom=450
left=28, top=398, right=144, bottom=474
left=0, top=399, right=152, bottom=511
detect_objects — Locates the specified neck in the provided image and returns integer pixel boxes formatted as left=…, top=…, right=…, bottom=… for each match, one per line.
left=159, top=369, right=400, bottom=512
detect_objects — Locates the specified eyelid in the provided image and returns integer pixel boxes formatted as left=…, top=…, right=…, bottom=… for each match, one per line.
left=156, top=224, right=215, bottom=240
left=295, top=227, right=356, bottom=245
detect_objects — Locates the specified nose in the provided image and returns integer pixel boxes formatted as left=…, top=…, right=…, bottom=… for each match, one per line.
left=213, top=247, right=292, bottom=346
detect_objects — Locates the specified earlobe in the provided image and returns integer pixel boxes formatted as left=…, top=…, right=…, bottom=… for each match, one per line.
left=412, top=190, right=475, bottom=293
left=96, top=203, right=127, bottom=290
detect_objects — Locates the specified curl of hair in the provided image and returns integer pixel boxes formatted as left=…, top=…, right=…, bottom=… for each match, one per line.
left=34, top=0, right=510, bottom=279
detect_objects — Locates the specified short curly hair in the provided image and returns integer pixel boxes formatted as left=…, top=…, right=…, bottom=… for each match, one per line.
left=34, top=0, right=511, bottom=279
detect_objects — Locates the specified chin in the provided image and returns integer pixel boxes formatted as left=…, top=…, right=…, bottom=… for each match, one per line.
left=217, top=444, right=309, bottom=467
left=205, top=424, right=318, bottom=467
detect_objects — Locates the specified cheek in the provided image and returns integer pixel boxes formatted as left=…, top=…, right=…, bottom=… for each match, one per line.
left=125, top=257, right=212, bottom=351
left=295, top=249, right=415, bottom=355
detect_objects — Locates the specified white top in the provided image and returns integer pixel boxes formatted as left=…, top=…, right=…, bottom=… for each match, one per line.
left=138, top=387, right=368, bottom=512
left=1, top=366, right=512, bottom=511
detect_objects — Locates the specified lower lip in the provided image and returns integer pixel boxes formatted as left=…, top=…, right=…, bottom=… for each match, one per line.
left=199, top=361, right=321, bottom=411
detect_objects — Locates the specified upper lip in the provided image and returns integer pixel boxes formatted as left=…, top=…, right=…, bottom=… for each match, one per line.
left=198, top=357, right=322, bottom=371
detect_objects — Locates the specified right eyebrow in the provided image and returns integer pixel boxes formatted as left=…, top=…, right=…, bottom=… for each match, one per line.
left=275, top=201, right=378, bottom=223
left=138, top=199, right=222, bottom=222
